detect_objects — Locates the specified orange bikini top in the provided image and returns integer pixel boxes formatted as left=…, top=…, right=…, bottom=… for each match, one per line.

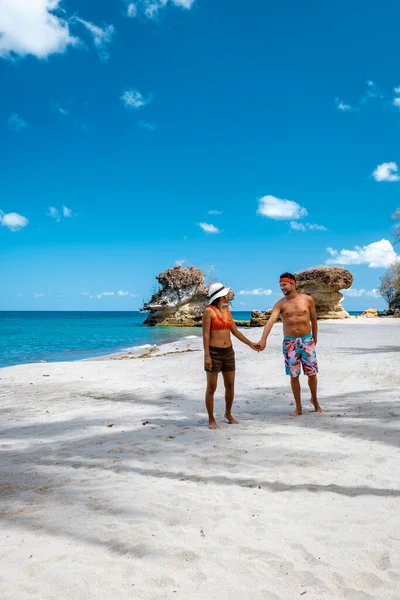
left=208, top=305, right=233, bottom=331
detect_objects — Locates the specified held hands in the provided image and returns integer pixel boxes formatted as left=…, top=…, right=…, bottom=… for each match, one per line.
left=254, top=340, right=266, bottom=352
left=249, top=341, right=266, bottom=352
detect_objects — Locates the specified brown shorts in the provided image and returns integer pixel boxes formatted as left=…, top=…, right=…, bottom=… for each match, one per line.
left=206, top=346, right=236, bottom=373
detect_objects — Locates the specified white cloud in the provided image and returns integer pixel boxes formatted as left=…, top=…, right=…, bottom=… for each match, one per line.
left=335, top=80, right=386, bottom=113
left=335, top=98, right=353, bottom=112
left=199, top=222, right=220, bottom=234
left=171, top=0, right=195, bottom=7
left=290, top=221, right=327, bottom=232
left=139, top=0, right=195, bottom=19
left=290, top=221, right=306, bottom=231
left=366, top=288, right=380, bottom=298
left=208, top=210, right=222, bottom=215
left=326, top=239, right=399, bottom=268
left=361, top=80, right=384, bottom=103
left=48, top=206, right=60, bottom=221
left=257, top=195, right=307, bottom=220
left=239, top=289, right=273, bottom=296
left=342, top=288, right=366, bottom=298
left=85, top=290, right=136, bottom=299
left=0, top=2, right=118, bottom=62
left=126, top=3, right=137, bottom=17
left=142, top=2, right=161, bottom=18
left=0, top=210, right=29, bottom=231
left=63, top=205, right=72, bottom=217
left=308, top=223, right=328, bottom=231
left=372, top=162, right=400, bottom=182
left=8, top=113, right=28, bottom=130
left=392, top=87, right=400, bottom=108
left=48, top=205, right=74, bottom=220
left=55, top=104, right=68, bottom=116
left=343, top=288, right=380, bottom=298
left=0, top=0, right=79, bottom=60
left=138, top=120, right=157, bottom=131
left=75, top=18, right=114, bottom=61
left=34, top=293, right=45, bottom=298
left=121, top=89, right=151, bottom=109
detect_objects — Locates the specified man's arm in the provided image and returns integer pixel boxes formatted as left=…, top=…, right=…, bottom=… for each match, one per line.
left=257, top=302, right=281, bottom=350
left=230, top=321, right=257, bottom=349
left=202, top=308, right=213, bottom=370
left=309, top=296, right=318, bottom=344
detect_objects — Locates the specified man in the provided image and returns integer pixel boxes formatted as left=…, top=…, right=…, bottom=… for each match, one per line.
left=257, top=272, right=322, bottom=416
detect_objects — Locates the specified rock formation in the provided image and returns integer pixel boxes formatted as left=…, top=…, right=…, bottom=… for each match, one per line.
left=141, top=266, right=209, bottom=326
left=361, top=308, right=379, bottom=318
left=249, top=309, right=274, bottom=327
left=295, top=267, right=353, bottom=319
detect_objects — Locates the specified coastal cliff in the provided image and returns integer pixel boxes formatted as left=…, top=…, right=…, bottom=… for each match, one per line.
left=141, top=266, right=209, bottom=326
left=295, top=266, right=353, bottom=319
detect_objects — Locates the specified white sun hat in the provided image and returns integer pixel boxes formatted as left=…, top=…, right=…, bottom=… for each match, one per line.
left=208, top=282, right=231, bottom=302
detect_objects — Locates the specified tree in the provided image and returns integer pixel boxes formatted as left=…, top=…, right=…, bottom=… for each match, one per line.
left=204, top=265, right=216, bottom=286
left=379, top=262, right=400, bottom=308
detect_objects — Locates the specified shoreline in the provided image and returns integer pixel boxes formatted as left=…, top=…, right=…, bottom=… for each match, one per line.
left=0, top=315, right=395, bottom=371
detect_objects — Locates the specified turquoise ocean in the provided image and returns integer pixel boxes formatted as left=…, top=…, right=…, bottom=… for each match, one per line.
left=0, top=310, right=364, bottom=369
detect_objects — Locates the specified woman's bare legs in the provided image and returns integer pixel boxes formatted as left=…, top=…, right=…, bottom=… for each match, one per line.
left=222, top=370, right=238, bottom=424
left=205, top=371, right=219, bottom=429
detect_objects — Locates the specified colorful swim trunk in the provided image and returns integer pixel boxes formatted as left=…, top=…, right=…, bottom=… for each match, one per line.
left=282, top=335, right=318, bottom=377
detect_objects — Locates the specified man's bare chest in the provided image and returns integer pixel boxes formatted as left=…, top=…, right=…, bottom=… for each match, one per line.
left=281, top=301, right=310, bottom=319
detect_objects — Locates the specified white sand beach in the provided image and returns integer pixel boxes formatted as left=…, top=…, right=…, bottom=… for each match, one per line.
left=1, top=318, right=400, bottom=600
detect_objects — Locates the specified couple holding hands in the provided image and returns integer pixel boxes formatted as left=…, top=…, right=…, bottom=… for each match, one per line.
left=202, top=273, right=322, bottom=430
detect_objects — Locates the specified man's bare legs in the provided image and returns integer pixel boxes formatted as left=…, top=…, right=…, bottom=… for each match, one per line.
left=222, top=371, right=238, bottom=424
left=205, top=372, right=220, bottom=429
left=308, top=375, right=322, bottom=412
left=290, top=376, right=302, bottom=416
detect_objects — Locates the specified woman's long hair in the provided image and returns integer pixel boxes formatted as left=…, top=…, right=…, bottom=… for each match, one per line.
left=210, top=297, right=222, bottom=307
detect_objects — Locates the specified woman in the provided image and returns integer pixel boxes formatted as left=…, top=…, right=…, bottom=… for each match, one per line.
left=202, top=282, right=257, bottom=429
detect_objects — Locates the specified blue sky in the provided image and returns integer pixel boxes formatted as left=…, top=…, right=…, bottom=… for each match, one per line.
left=1, top=0, right=400, bottom=312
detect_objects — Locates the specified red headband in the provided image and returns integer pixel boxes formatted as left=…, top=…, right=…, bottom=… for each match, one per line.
left=280, top=277, right=296, bottom=284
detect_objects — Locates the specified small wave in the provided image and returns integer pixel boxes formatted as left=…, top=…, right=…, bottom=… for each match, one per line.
left=184, top=335, right=199, bottom=339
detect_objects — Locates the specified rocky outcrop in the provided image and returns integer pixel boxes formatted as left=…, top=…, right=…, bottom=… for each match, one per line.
left=295, top=267, right=353, bottom=319
left=249, top=309, right=274, bottom=327
left=361, top=308, right=379, bottom=318
left=141, top=266, right=209, bottom=326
